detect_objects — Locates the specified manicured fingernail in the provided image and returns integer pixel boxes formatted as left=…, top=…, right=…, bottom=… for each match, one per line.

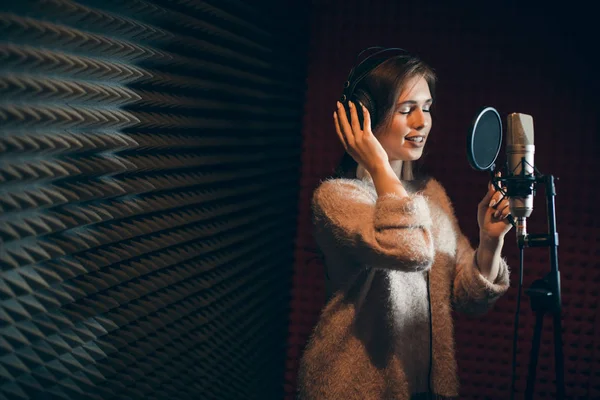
left=494, top=210, right=500, bottom=218
left=489, top=198, right=497, bottom=208
left=349, top=101, right=354, bottom=108
left=336, top=101, right=341, bottom=108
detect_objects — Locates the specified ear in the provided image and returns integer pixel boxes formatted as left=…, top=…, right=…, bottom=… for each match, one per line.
left=352, top=88, right=376, bottom=130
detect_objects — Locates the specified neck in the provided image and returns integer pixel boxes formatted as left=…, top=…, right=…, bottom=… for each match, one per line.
left=390, top=160, right=403, bottom=178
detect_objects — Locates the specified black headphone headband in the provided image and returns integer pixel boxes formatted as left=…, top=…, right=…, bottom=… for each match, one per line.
left=340, top=46, right=409, bottom=103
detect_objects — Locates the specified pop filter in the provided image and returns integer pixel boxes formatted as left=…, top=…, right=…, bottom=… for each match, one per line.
left=467, top=107, right=502, bottom=171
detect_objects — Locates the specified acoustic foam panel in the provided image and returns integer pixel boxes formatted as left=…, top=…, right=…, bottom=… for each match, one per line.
left=1, top=1, right=308, bottom=399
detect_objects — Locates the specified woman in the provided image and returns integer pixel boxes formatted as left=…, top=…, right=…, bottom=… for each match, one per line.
left=297, top=52, right=512, bottom=399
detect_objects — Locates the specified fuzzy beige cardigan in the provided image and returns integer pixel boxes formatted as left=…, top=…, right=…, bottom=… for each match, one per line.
left=298, top=176, right=510, bottom=399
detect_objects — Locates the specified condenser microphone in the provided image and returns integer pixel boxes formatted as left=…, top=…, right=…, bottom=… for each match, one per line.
left=506, top=113, right=535, bottom=239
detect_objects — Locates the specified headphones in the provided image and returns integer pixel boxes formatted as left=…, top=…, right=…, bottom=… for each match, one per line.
left=340, top=47, right=410, bottom=130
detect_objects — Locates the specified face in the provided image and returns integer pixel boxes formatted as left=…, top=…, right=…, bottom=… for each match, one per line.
left=376, top=75, right=432, bottom=161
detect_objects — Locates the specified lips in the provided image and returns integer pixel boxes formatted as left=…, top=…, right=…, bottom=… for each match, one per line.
left=405, top=135, right=426, bottom=143
left=403, top=135, right=427, bottom=149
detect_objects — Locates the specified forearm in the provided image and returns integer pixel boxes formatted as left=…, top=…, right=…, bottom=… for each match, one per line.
left=476, top=233, right=505, bottom=282
left=312, top=179, right=433, bottom=272
left=370, top=163, right=408, bottom=198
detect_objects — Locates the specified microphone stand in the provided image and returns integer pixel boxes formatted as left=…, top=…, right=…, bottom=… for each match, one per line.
left=502, top=161, right=565, bottom=400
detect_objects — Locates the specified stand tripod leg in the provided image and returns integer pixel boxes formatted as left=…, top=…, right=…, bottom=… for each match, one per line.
left=525, top=311, right=544, bottom=400
left=518, top=175, right=565, bottom=399
left=553, top=312, right=565, bottom=399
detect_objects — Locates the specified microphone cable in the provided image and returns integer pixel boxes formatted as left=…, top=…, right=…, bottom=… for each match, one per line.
left=510, top=245, right=525, bottom=400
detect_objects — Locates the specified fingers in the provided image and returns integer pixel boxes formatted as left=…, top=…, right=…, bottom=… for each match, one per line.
left=336, top=101, right=355, bottom=147
left=493, top=198, right=510, bottom=219
left=361, top=103, right=372, bottom=134
left=349, top=101, right=362, bottom=136
left=488, top=187, right=505, bottom=209
left=481, top=172, right=511, bottom=220
left=491, top=172, right=511, bottom=220
left=484, top=171, right=504, bottom=205
left=333, top=111, right=347, bottom=151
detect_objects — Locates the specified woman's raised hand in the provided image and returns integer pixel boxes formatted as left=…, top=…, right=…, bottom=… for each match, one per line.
left=478, top=173, right=513, bottom=240
left=334, top=101, right=389, bottom=175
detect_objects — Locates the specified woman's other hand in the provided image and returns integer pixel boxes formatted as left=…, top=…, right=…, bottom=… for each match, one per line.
left=478, top=174, right=513, bottom=240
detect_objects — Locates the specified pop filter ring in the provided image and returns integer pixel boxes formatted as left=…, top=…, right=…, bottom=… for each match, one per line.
left=467, top=106, right=503, bottom=172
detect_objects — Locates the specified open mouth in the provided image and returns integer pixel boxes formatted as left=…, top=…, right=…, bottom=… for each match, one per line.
left=405, top=136, right=425, bottom=143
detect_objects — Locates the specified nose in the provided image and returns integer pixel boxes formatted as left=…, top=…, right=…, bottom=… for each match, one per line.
left=410, top=109, right=429, bottom=131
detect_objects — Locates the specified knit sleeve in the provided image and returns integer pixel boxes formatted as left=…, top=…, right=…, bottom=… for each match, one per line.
left=452, top=234, right=510, bottom=316
left=311, top=178, right=434, bottom=272
left=425, top=179, right=510, bottom=316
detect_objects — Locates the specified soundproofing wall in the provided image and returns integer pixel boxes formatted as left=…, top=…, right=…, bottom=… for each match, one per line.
left=286, top=2, right=598, bottom=399
left=0, top=1, right=308, bottom=399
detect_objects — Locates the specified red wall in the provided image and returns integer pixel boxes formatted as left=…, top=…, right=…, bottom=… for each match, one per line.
left=287, top=2, right=598, bottom=399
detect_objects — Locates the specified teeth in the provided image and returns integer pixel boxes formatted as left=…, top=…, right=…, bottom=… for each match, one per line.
left=407, top=137, right=424, bottom=142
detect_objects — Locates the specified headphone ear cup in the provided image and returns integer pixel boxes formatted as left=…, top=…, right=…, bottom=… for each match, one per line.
left=352, top=89, right=376, bottom=130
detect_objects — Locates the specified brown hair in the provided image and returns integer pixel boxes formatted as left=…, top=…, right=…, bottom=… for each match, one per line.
left=333, top=54, right=437, bottom=181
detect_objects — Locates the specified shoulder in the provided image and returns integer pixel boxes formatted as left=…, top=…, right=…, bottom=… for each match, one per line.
left=421, top=177, right=457, bottom=219
left=312, top=177, right=377, bottom=208
left=422, top=177, right=448, bottom=199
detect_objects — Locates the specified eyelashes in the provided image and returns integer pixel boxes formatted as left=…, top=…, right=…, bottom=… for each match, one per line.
left=398, top=108, right=431, bottom=115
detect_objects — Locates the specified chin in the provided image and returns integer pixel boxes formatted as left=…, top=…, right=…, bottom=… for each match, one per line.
left=393, top=150, right=424, bottom=161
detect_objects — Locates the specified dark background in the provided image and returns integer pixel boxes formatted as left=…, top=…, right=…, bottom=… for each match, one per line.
left=286, top=2, right=598, bottom=399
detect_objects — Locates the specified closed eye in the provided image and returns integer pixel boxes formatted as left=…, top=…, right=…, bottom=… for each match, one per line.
left=396, top=99, right=433, bottom=115
left=398, top=106, right=432, bottom=115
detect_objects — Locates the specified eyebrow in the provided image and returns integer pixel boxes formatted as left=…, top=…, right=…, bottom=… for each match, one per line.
left=396, top=99, right=433, bottom=106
